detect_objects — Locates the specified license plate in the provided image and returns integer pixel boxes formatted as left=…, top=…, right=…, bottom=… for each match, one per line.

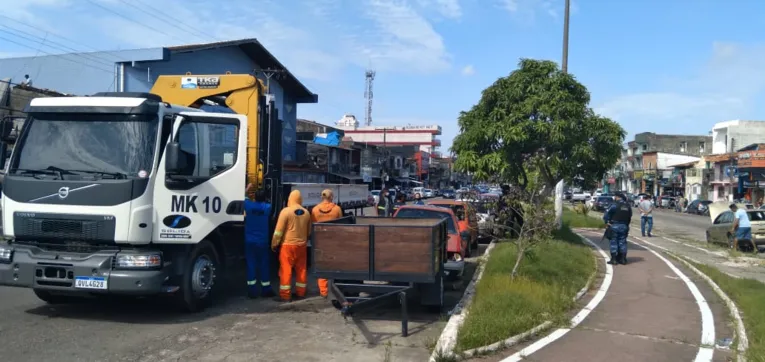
left=74, top=276, right=107, bottom=290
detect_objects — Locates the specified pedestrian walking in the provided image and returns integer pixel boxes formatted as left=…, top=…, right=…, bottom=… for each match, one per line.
left=603, top=193, right=633, bottom=265
left=638, top=195, right=654, bottom=237
left=729, top=203, right=757, bottom=253
left=311, top=189, right=343, bottom=298
left=243, top=185, right=274, bottom=298
left=272, top=190, right=312, bottom=302
left=675, top=196, right=684, bottom=212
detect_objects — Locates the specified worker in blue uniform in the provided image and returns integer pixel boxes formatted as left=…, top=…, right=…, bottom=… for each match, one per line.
left=244, top=185, right=274, bottom=298
left=603, top=192, right=632, bottom=265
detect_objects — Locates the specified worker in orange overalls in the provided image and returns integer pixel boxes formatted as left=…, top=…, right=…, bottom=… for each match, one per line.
left=311, top=189, right=344, bottom=298
left=271, top=190, right=312, bottom=302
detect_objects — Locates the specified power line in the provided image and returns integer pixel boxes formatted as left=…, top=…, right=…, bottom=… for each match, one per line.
left=118, top=0, right=217, bottom=42
left=0, top=28, right=116, bottom=69
left=0, top=34, right=114, bottom=74
left=85, top=0, right=190, bottom=44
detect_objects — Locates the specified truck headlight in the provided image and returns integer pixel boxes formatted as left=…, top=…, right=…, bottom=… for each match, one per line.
left=0, top=246, right=13, bottom=263
left=115, top=254, right=161, bottom=269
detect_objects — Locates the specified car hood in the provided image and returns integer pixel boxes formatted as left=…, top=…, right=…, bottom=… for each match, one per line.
left=708, top=201, right=749, bottom=222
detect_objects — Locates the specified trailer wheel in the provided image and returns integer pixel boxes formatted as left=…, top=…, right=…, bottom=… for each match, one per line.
left=177, top=240, right=220, bottom=312
left=33, top=290, right=82, bottom=304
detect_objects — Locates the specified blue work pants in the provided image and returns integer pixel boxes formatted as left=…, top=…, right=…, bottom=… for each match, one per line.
left=609, top=223, right=629, bottom=256
left=245, top=242, right=272, bottom=295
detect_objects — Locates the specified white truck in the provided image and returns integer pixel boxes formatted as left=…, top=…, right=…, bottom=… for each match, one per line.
left=0, top=83, right=367, bottom=311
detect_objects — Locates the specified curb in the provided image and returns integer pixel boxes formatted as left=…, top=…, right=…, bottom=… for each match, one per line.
left=429, top=241, right=496, bottom=362
left=430, top=233, right=604, bottom=361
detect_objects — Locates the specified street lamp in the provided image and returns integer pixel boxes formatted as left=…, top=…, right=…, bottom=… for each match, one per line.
left=554, top=0, right=571, bottom=228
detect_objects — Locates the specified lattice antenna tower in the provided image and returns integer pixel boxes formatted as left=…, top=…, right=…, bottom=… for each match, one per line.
left=364, top=69, right=376, bottom=126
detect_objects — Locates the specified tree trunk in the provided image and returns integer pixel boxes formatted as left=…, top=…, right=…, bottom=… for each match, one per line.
left=511, top=245, right=525, bottom=279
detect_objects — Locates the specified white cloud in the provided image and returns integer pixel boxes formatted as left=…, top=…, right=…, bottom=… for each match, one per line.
left=417, top=0, right=463, bottom=19
left=461, top=65, right=475, bottom=76
left=501, top=0, right=575, bottom=19
left=9, top=0, right=455, bottom=82
left=595, top=42, right=765, bottom=133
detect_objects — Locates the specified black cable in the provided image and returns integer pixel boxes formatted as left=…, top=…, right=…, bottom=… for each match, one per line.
left=84, top=0, right=190, bottom=44
left=0, top=35, right=114, bottom=74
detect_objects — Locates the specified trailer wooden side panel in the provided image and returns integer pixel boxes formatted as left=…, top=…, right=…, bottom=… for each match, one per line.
left=313, top=224, right=369, bottom=273
left=311, top=216, right=446, bottom=282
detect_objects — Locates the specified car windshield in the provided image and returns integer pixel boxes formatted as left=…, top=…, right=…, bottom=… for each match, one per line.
left=395, top=208, right=457, bottom=233
left=371, top=191, right=380, bottom=196
left=597, top=197, right=612, bottom=202
left=11, top=113, right=158, bottom=179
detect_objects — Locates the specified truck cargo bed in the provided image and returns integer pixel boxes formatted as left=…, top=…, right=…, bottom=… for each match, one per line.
left=311, top=216, right=447, bottom=283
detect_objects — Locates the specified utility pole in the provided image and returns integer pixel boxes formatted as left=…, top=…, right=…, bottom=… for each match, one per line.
left=554, top=0, right=571, bottom=229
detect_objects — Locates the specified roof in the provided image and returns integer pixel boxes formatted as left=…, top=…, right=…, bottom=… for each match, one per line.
left=668, top=161, right=699, bottom=168
left=167, top=39, right=318, bottom=103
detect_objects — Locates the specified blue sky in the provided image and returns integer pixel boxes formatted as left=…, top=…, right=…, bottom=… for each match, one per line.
left=3, top=0, right=765, bottom=153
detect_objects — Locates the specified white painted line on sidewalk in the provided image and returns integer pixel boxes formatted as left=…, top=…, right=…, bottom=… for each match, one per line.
left=500, top=233, right=613, bottom=362
left=633, top=236, right=716, bottom=362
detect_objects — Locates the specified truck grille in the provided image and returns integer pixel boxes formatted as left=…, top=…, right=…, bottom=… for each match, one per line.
left=13, top=212, right=116, bottom=244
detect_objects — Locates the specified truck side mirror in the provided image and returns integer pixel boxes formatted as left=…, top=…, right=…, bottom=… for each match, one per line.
left=165, top=141, right=182, bottom=174
left=0, top=118, right=16, bottom=143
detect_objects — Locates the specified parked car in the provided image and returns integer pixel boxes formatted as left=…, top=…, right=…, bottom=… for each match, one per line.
left=659, top=195, right=675, bottom=209
left=393, top=205, right=470, bottom=278
left=686, top=199, right=713, bottom=215
left=441, top=189, right=456, bottom=199
left=423, top=189, right=434, bottom=198
left=706, top=202, right=764, bottom=251
left=592, top=196, right=615, bottom=211
left=428, top=199, right=481, bottom=248
left=571, top=191, right=591, bottom=203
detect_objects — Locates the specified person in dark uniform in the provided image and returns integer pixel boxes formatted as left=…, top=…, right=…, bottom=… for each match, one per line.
left=377, top=189, right=392, bottom=216
left=603, top=192, right=632, bottom=265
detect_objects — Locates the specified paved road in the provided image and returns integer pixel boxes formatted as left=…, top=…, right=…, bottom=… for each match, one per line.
left=484, top=230, right=734, bottom=362
left=0, top=201, right=483, bottom=362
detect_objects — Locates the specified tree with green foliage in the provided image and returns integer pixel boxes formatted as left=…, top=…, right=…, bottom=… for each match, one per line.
left=451, top=59, right=625, bottom=195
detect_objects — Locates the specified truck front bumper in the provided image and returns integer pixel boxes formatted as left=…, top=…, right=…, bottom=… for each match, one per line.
left=0, top=243, right=172, bottom=296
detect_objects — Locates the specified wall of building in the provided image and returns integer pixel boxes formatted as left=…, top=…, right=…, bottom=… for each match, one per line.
left=633, top=132, right=712, bottom=157
left=657, top=153, right=700, bottom=169
left=0, top=48, right=166, bottom=95
left=711, top=120, right=765, bottom=154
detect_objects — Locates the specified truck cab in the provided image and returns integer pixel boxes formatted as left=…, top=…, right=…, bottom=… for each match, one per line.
left=0, top=93, right=249, bottom=311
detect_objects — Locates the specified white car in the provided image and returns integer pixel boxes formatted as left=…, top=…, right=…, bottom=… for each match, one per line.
left=423, top=189, right=434, bottom=198
left=370, top=190, right=381, bottom=204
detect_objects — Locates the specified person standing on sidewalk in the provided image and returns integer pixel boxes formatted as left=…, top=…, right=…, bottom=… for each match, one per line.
left=638, top=195, right=654, bottom=237
left=377, top=189, right=391, bottom=216
left=243, top=185, right=274, bottom=298
left=603, top=193, right=633, bottom=265
left=311, top=189, right=343, bottom=298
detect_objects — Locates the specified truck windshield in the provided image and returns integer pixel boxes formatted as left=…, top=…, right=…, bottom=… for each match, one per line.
left=11, top=113, right=158, bottom=178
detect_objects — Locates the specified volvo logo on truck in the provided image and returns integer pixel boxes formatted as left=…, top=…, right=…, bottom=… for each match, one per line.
left=58, top=187, right=70, bottom=199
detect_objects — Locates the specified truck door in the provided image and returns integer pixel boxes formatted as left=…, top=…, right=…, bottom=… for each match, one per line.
left=153, top=112, right=247, bottom=243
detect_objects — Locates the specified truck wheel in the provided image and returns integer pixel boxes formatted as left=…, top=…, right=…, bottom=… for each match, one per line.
left=177, top=240, right=220, bottom=312
left=33, top=290, right=81, bottom=304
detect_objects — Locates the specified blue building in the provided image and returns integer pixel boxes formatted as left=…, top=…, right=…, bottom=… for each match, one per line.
left=0, top=38, right=318, bottom=161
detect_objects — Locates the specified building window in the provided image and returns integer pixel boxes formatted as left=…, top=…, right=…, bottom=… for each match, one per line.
left=642, top=144, right=647, bottom=151
left=680, top=142, right=687, bottom=152
left=699, top=142, right=705, bottom=153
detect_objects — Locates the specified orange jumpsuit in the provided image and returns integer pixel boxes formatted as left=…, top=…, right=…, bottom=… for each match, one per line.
left=272, top=190, right=312, bottom=301
left=311, top=200, right=343, bottom=297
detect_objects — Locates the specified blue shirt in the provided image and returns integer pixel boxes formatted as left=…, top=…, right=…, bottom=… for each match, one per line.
left=735, top=209, right=751, bottom=228
left=414, top=200, right=425, bottom=205
left=244, top=200, right=271, bottom=244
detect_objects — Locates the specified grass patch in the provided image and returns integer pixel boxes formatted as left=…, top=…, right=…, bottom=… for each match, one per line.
left=563, top=208, right=606, bottom=229
left=691, top=262, right=765, bottom=362
left=455, top=226, right=595, bottom=352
